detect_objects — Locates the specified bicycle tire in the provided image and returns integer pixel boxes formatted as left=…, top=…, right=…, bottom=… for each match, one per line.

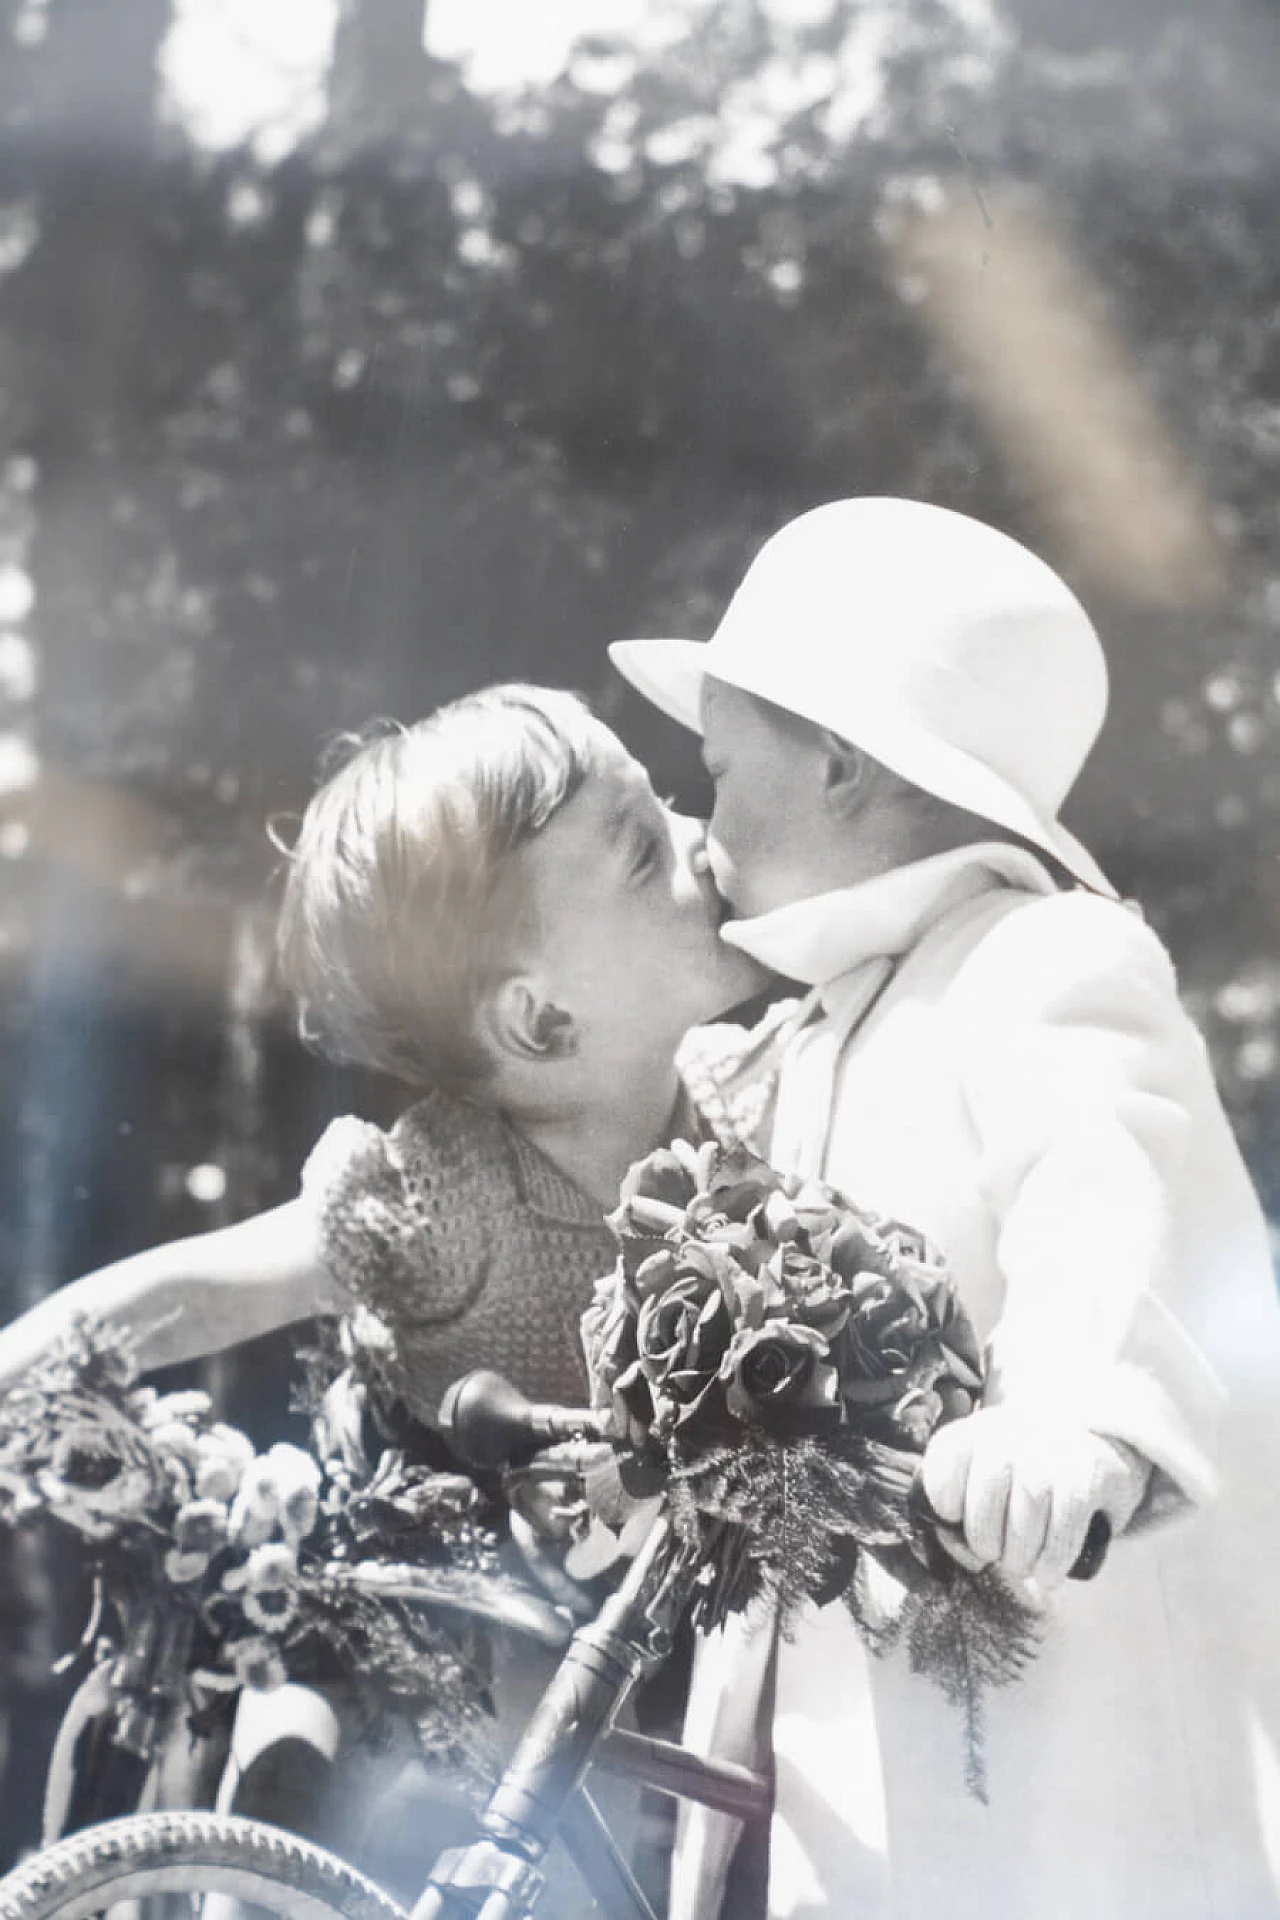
left=0, top=1811, right=411, bottom=1920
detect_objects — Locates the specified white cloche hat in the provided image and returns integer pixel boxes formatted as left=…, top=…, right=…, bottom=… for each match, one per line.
left=610, top=497, right=1116, bottom=898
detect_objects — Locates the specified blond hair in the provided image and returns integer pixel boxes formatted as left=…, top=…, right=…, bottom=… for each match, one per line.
left=276, top=684, right=604, bottom=1091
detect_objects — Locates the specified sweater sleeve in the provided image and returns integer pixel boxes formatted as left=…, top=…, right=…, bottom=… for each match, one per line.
left=297, top=1094, right=502, bottom=1326
left=949, top=892, right=1225, bottom=1523
left=298, top=1113, right=398, bottom=1307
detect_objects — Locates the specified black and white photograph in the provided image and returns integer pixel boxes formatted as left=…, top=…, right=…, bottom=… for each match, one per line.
left=0, top=3, right=1277, bottom=1915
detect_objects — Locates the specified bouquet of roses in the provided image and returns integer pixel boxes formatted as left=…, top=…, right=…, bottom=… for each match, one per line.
left=0, top=1317, right=515, bottom=1786
left=581, top=1140, right=1039, bottom=1794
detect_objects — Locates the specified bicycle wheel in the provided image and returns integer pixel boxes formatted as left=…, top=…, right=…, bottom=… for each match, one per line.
left=0, top=1812, right=410, bottom=1920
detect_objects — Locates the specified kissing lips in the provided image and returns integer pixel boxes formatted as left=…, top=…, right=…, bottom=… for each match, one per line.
left=690, top=841, right=734, bottom=929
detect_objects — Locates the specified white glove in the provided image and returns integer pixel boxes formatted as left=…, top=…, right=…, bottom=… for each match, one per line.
left=921, top=1406, right=1151, bottom=1588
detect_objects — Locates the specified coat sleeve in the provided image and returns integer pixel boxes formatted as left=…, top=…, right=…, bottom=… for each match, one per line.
left=949, top=892, right=1226, bottom=1525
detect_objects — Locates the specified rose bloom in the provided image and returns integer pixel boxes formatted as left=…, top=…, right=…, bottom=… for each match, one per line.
left=635, top=1247, right=736, bottom=1420
left=835, top=1270, right=937, bottom=1406
left=720, top=1323, right=842, bottom=1436
left=581, top=1277, right=626, bottom=1393
left=582, top=1281, right=654, bottom=1431
left=913, top=1267, right=984, bottom=1389
left=824, top=1216, right=897, bottom=1284
left=768, top=1244, right=853, bottom=1341
left=786, top=1178, right=845, bottom=1245
left=618, top=1147, right=699, bottom=1214
left=608, top=1148, right=700, bottom=1278
left=680, top=1150, right=778, bottom=1245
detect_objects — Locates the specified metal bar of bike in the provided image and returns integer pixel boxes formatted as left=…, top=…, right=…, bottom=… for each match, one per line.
left=594, top=1727, right=771, bottom=1823
left=411, top=1513, right=698, bottom=1919
left=558, top=1786, right=657, bottom=1920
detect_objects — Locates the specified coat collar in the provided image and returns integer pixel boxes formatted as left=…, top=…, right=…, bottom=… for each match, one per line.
left=719, top=842, right=1059, bottom=995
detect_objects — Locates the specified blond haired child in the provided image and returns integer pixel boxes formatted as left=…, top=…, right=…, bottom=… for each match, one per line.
left=0, top=683, right=765, bottom=1417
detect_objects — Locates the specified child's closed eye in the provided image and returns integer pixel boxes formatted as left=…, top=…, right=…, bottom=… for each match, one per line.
left=629, top=832, right=662, bottom=881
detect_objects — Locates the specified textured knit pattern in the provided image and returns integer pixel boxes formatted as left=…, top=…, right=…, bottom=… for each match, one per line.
left=300, top=1021, right=788, bottom=1425
left=301, top=1092, right=615, bottom=1421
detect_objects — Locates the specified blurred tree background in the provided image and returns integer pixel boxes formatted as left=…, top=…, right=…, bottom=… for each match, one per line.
left=0, top=0, right=1277, bottom=1856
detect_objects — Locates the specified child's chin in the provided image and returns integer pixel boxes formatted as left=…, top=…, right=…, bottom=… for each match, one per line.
left=726, top=944, right=772, bottom=992
left=702, top=959, right=771, bottom=1021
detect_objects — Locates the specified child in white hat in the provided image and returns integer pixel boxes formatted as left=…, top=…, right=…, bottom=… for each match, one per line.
left=613, top=499, right=1280, bottom=1920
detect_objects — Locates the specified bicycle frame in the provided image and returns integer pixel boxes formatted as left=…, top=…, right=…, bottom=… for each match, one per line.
left=411, top=1511, right=770, bottom=1920
left=42, top=1595, right=209, bottom=1845
left=14, top=1367, right=778, bottom=1920
left=4, top=1362, right=1113, bottom=1920
left=417, top=1375, right=1110, bottom=1917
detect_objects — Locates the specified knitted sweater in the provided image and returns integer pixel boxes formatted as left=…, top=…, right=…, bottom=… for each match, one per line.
left=299, top=1014, right=788, bottom=1425
left=301, top=1094, right=611, bottom=1420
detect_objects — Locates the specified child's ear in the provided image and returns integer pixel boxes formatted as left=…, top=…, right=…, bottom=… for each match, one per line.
left=484, top=975, right=578, bottom=1064
left=818, top=729, right=869, bottom=817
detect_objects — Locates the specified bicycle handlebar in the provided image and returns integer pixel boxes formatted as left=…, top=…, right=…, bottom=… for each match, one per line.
left=440, top=1370, right=1112, bottom=1584
left=438, top=1370, right=611, bottom=1470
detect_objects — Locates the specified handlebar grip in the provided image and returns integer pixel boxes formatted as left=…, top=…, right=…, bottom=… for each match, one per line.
left=908, top=1472, right=1111, bottom=1582
left=1068, top=1510, right=1112, bottom=1581
left=439, top=1369, right=610, bottom=1471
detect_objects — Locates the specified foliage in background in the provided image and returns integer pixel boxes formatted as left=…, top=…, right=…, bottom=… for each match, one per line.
left=0, top=0, right=1275, bottom=1273
left=0, top=0, right=1276, bottom=1863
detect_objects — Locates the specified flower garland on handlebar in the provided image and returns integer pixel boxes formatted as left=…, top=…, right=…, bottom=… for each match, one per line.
left=0, top=1321, right=514, bottom=1791
left=581, top=1140, right=1040, bottom=1794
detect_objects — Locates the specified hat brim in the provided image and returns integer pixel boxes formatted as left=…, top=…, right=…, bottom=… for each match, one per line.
left=608, top=635, right=1117, bottom=900
left=609, top=637, right=707, bottom=733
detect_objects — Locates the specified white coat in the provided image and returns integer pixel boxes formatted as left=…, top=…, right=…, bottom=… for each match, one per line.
left=675, top=846, right=1280, bottom=1920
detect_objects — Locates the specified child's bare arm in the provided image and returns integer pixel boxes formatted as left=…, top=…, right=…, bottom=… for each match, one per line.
left=0, top=1198, right=341, bottom=1394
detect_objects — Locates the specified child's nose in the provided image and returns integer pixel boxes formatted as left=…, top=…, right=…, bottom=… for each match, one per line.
left=667, top=805, right=707, bottom=857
